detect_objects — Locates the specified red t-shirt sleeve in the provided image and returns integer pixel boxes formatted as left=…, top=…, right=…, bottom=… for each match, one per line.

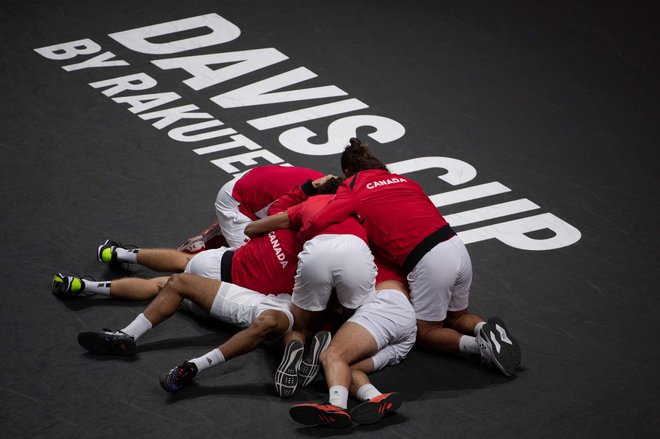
left=287, top=204, right=304, bottom=229
left=298, top=182, right=357, bottom=242
left=268, top=183, right=312, bottom=215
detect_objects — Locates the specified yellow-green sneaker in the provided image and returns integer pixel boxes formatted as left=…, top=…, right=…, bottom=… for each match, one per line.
left=51, top=273, right=95, bottom=298
left=97, top=239, right=120, bottom=264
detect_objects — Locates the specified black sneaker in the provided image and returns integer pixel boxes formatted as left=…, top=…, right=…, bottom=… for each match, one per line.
left=477, top=317, right=521, bottom=376
left=289, top=402, right=352, bottom=428
left=51, top=273, right=96, bottom=298
left=275, top=339, right=304, bottom=398
left=350, top=392, right=402, bottom=424
left=77, top=329, right=136, bottom=356
left=299, top=331, right=331, bottom=388
left=159, top=361, right=198, bottom=393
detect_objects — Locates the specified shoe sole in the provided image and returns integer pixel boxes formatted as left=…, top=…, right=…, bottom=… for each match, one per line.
left=275, top=340, right=304, bottom=398
left=483, top=317, right=521, bottom=375
left=299, top=331, right=331, bottom=388
left=289, top=405, right=352, bottom=428
left=78, top=332, right=136, bottom=356
left=350, top=392, right=402, bottom=424
left=52, top=281, right=73, bottom=299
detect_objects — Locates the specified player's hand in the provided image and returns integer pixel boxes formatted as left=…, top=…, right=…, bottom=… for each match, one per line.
left=312, top=174, right=338, bottom=188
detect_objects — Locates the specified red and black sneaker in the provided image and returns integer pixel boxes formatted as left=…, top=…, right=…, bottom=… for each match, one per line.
left=350, top=392, right=402, bottom=424
left=289, top=403, right=352, bottom=428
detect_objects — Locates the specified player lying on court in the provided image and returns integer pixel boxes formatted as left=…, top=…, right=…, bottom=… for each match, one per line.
left=52, top=175, right=339, bottom=393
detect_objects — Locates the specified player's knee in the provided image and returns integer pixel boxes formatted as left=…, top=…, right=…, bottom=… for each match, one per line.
left=162, top=273, right=193, bottom=298
left=154, top=278, right=168, bottom=294
left=415, top=320, right=444, bottom=346
left=320, top=344, right=344, bottom=367
left=252, top=311, right=287, bottom=337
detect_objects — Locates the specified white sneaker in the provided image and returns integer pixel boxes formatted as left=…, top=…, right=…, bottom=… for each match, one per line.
left=275, top=339, right=304, bottom=398
left=299, top=331, right=331, bottom=388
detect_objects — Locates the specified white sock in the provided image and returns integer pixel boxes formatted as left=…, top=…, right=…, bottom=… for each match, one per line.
left=190, top=348, right=225, bottom=373
left=115, top=247, right=139, bottom=263
left=459, top=335, right=480, bottom=355
left=121, top=313, right=152, bottom=339
left=474, top=322, right=486, bottom=336
left=356, top=384, right=382, bottom=402
left=83, top=280, right=111, bottom=296
left=328, top=385, right=349, bottom=409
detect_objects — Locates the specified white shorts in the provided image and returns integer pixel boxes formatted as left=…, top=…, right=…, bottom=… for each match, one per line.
left=181, top=282, right=293, bottom=331
left=407, top=236, right=472, bottom=322
left=347, top=289, right=417, bottom=371
left=214, top=178, right=252, bottom=249
left=292, top=234, right=376, bottom=311
left=184, top=247, right=229, bottom=281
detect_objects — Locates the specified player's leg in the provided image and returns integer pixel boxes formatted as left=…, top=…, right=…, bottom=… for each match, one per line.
left=289, top=322, right=375, bottom=428
left=347, top=288, right=416, bottom=424
left=77, top=273, right=221, bottom=356
left=412, top=238, right=521, bottom=375
left=409, top=236, right=473, bottom=353
left=322, top=322, right=378, bottom=407
left=52, top=273, right=168, bottom=300
left=161, top=294, right=294, bottom=394
left=444, top=308, right=485, bottom=334
left=107, top=277, right=169, bottom=300
left=275, top=237, right=333, bottom=398
left=97, top=239, right=192, bottom=272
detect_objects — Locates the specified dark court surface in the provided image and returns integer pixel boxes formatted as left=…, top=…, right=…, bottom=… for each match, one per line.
left=1, top=1, right=659, bottom=437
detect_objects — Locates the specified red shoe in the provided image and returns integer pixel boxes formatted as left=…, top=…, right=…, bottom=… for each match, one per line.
left=289, top=403, right=352, bottom=428
left=350, top=392, right=402, bottom=424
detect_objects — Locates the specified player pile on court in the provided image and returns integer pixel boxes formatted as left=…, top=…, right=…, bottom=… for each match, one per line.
left=52, top=138, right=521, bottom=429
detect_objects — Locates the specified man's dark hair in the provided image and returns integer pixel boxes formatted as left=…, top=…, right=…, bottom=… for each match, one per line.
left=317, top=176, right=345, bottom=194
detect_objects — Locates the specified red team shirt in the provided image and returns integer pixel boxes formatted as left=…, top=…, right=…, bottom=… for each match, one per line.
left=299, top=169, right=448, bottom=268
left=228, top=168, right=429, bottom=295
left=288, top=195, right=368, bottom=243
left=228, top=168, right=328, bottom=295
left=229, top=225, right=301, bottom=295
left=232, top=165, right=323, bottom=220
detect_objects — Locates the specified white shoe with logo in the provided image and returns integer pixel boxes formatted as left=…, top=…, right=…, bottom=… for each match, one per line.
left=299, top=331, right=331, bottom=388
left=275, top=339, right=304, bottom=398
